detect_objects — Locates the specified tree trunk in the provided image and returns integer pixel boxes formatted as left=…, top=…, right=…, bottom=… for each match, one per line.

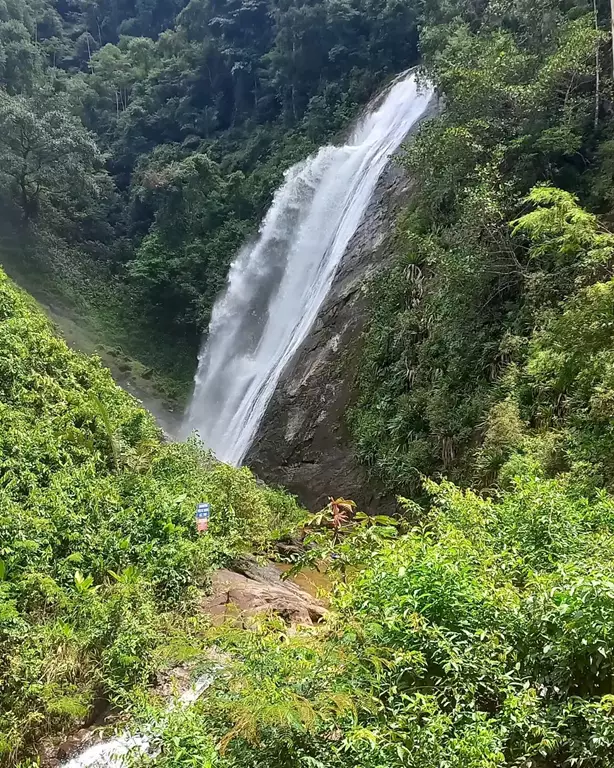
left=595, top=0, right=600, bottom=129
left=19, top=174, right=36, bottom=222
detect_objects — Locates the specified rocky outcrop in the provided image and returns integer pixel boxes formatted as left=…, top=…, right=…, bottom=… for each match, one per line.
left=246, top=97, right=438, bottom=513
left=201, top=556, right=326, bottom=625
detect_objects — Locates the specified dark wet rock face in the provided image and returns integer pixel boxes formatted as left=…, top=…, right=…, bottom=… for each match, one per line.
left=246, top=154, right=419, bottom=514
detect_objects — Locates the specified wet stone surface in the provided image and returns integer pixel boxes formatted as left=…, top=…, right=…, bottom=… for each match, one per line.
left=245, top=99, right=439, bottom=514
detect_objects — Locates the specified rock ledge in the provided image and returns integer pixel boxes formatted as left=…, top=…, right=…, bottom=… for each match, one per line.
left=202, top=557, right=326, bottom=625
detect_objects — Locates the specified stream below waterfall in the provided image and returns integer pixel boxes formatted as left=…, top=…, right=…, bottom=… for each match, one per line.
left=59, top=673, right=215, bottom=768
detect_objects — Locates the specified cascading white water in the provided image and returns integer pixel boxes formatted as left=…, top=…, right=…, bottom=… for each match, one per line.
left=184, top=71, right=434, bottom=464
left=60, top=673, right=215, bottom=768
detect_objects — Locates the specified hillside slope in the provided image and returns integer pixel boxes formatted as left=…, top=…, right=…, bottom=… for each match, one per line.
left=0, top=268, right=300, bottom=762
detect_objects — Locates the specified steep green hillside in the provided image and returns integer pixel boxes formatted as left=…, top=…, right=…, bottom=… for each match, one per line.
left=351, top=0, right=614, bottom=496
left=0, top=269, right=300, bottom=762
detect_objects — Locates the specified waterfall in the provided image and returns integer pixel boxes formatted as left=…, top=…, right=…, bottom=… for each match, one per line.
left=184, top=71, right=434, bottom=465
left=60, top=674, right=215, bottom=767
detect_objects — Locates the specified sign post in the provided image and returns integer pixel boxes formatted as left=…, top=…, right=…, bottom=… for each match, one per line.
left=195, top=502, right=210, bottom=533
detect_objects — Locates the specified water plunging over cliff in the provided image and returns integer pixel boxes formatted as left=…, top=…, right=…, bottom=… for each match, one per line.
left=184, top=71, right=434, bottom=465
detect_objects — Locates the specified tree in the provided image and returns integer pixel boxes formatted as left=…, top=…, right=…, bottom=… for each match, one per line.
left=128, top=150, right=252, bottom=332
left=0, top=90, right=109, bottom=224
left=0, top=19, right=41, bottom=93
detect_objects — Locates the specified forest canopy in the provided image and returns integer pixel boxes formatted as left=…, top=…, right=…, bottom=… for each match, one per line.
left=0, top=0, right=420, bottom=366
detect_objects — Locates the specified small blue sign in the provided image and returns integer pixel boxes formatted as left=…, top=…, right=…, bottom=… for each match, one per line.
left=195, top=502, right=211, bottom=520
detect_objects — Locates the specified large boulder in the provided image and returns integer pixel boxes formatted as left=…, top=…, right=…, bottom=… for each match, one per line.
left=202, top=557, right=326, bottom=626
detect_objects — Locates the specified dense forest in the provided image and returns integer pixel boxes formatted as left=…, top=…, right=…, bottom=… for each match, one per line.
left=5, top=0, right=614, bottom=764
left=0, top=0, right=419, bottom=389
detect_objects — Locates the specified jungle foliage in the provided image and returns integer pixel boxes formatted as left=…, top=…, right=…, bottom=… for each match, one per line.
left=0, top=0, right=420, bottom=373
left=351, top=0, right=614, bottom=495
left=0, top=268, right=300, bottom=762
left=126, top=474, right=614, bottom=768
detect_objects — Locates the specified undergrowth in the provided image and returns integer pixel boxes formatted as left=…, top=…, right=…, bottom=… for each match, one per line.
left=0, top=268, right=301, bottom=762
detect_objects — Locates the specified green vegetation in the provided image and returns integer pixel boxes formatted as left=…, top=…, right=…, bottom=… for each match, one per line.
left=0, top=268, right=300, bottom=761
left=5, top=0, right=614, bottom=764
left=123, top=474, right=614, bottom=768
left=351, top=0, right=614, bottom=494
left=0, top=0, right=420, bottom=386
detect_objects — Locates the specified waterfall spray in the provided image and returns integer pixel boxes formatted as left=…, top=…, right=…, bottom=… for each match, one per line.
left=184, top=71, right=434, bottom=464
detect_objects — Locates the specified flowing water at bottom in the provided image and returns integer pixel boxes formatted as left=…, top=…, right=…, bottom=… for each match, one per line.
left=60, top=674, right=215, bottom=768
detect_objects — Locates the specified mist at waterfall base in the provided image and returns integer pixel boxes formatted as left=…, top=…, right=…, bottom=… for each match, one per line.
left=183, top=72, right=434, bottom=465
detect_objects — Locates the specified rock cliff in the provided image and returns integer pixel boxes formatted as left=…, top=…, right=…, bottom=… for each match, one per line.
left=246, top=98, right=438, bottom=512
